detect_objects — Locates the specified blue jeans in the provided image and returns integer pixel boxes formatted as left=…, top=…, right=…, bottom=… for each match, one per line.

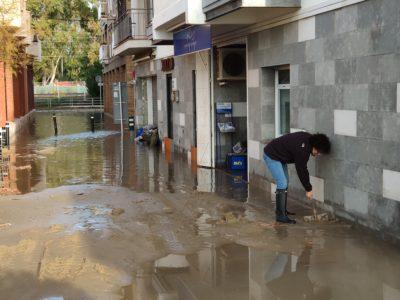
left=263, top=154, right=289, bottom=190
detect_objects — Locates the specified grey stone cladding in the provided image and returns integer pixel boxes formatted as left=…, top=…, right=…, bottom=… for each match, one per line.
left=247, top=0, right=400, bottom=242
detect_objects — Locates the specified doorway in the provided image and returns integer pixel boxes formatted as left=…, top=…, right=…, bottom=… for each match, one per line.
left=166, top=74, right=173, bottom=139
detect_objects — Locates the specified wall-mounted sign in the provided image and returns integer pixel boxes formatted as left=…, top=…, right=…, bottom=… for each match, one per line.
left=161, top=58, right=174, bottom=72
left=173, top=25, right=211, bottom=56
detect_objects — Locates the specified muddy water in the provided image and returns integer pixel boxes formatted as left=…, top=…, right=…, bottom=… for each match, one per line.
left=0, top=111, right=400, bottom=300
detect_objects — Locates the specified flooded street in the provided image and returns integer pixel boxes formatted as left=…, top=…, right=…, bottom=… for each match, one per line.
left=0, top=111, right=400, bottom=300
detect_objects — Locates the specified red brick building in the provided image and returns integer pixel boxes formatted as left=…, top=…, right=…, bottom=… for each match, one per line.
left=0, top=62, right=35, bottom=128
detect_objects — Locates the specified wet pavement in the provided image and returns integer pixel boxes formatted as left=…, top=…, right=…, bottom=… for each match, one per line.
left=0, top=111, right=400, bottom=300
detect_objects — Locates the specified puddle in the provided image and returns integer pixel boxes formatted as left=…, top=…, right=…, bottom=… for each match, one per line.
left=121, top=242, right=400, bottom=300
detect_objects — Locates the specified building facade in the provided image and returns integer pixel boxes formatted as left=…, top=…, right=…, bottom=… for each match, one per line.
left=100, top=0, right=400, bottom=241
left=0, top=0, right=41, bottom=139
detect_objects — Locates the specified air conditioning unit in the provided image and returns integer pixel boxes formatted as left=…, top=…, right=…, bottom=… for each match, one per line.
left=217, top=48, right=246, bottom=81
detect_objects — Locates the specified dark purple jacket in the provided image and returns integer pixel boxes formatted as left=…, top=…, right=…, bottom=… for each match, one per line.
left=264, top=132, right=312, bottom=192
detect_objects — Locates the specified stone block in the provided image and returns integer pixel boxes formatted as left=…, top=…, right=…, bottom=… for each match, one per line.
left=357, top=0, right=383, bottom=29
left=261, top=124, right=275, bottom=140
left=248, top=69, right=260, bottom=88
left=304, top=85, right=323, bottom=108
left=325, top=31, right=370, bottom=60
left=334, top=110, right=357, bottom=137
left=315, top=109, right=334, bottom=135
left=298, top=63, right=315, bottom=85
left=323, top=85, right=344, bottom=109
left=325, top=179, right=344, bottom=206
left=357, top=111, right=383, bottom=139
left=298, top=17, right=315, bottom=42
left=298, top=108, right=316, bottom=131
left=343, top=84, right=369, bottom=111
left=344, top=186, right=369, bottom=215
left=179, top=113, right=185, bottom=127
left=379, top=54, right=400, bottom=83
left=344, top=137, right=370, bottom=165
left=261, top=104, right=274, bottom=123
left=398, top=83, right=400, bottom=113
left=369, top=193, right=400, bottom=229
left=381, top=141, right=400, bottom=172
left=315, top=61, right=335, bottom=86
left=355, top=55, right=381, bottom=84
left=383, top=113, right=400, bottom=142
left=284, top=22, right=298, bottom=44
left=270, top=26, right=284, bottom=47
left=356, top=165, right=382, bottom=195
left=370, top=24, right=399, bottom=56
left=310, top=176, right=324, bottom=202
left=368, top=83, right=397, bottom=112
left=305, top=39, right=324, bottom=63
left=290, top=64, right=299, bottom=86
left=248, top=139, right=261, bottom=160
left=335, top=59, right=357, bottom=84
left=383, top=169, right=400, bottom=202
left=315, top=10, right=335, bottom=38
left=335, top=5, right=358, bottom=34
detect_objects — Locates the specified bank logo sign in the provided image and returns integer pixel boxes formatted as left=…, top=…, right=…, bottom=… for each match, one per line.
left=173, top=25, right=211, bottom=56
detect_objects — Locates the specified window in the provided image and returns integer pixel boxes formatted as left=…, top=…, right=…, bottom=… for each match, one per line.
left=275, top=68, right=290, bottom=137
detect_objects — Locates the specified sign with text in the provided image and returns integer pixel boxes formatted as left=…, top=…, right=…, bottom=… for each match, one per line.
left=173, top=25, right=211, bottom=56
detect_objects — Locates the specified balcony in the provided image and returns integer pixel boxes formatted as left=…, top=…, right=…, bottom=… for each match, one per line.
left=98, top=1, right=108, bottom=20
left=112, top=9, right=153, bottom=57
left=99, top=44, right=111, bottom=64
left=202, top=0, right=301, bottom=24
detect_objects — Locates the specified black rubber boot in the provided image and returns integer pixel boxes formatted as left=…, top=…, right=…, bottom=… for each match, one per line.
left=285, top=189, right=296, bottom=216
left=276, top=189, right=296, bottom=224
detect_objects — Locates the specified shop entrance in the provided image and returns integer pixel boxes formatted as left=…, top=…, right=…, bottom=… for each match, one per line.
left=214, top=44, right=248, bottom=172
left=166, top=74, right=173, bottom=139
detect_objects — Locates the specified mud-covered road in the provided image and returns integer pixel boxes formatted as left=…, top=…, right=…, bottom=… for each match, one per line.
left=0, top=111, right=399, bottom=300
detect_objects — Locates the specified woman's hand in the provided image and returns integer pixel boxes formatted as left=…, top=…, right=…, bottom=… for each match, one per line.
left=306, top=191, right=313, bottom=200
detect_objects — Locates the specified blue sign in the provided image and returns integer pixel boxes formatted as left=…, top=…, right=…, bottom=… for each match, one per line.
left=173, top=25, right=211, bottom=56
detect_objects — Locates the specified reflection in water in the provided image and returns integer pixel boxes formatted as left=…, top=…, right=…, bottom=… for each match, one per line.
left=1, top=111, right=247, bottom=200
left=122, top=239, right=400, bottom=300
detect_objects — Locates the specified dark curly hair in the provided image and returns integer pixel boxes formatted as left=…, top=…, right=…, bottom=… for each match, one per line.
left=309, top=133, right=331, bottom=154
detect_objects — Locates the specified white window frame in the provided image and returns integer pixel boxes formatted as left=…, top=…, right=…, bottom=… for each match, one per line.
left=275, top=68, right=290, bottom=137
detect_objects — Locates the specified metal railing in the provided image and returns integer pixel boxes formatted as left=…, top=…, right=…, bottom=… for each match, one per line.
left=112, top=9, right=152, bottom=46
left=35, top=97, right=104, bottom=110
